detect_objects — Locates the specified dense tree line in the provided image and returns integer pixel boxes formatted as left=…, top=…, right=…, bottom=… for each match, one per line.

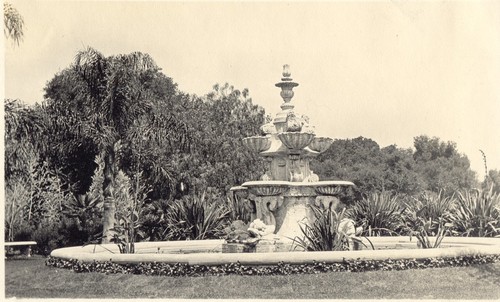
left=311, top=136, right=479, bottom=197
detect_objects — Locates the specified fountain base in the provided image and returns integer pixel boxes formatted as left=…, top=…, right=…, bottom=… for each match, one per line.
left=222, top=235, right=295, bottom=253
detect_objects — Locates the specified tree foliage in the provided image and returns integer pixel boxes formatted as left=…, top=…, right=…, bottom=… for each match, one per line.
left=3, top=2, right=24, bottom=45
left=176, top=83, right=266, bottom=193
left=42, top=47, right=187, bottom=242
left=413, top=135, right=477, bottom=194
left=311, top=135, right=477, bottom=198
left=39, top=48, right=266, bottom=242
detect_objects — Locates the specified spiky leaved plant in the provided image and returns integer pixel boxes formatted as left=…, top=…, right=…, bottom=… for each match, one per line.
left=293, top=205, right=351, bottom=251
left=347, top=192, right=404, bottom=236
left=164, top=191, right=231, bottom=240
left=401, top=190, right=455, bottom=248
left=402, top=211, right=452, bottom=249
left=450, top=186, right=500, bottom=237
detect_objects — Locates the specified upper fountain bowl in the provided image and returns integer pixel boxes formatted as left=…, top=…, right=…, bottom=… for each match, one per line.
left=278, top=132, right=315, bottom=152
left=242, top=136, right=272, bottom=153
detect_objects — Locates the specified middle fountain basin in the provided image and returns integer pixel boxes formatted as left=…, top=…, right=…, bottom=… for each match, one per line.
left=235, top=180, right=355, bottom=242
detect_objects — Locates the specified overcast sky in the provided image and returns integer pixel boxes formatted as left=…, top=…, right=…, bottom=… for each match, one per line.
left=4, top=0, right=500, bottom=179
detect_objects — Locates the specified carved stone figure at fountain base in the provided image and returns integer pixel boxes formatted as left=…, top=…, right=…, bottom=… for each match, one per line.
left=222, top=218, right=289, bottom=253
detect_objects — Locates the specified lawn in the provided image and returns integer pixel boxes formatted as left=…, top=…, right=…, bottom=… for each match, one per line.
left=5, top=257, right=500, bottom=299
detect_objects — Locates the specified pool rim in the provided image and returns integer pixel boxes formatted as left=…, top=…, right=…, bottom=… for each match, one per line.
left=49, top=237, right=500, bottom=266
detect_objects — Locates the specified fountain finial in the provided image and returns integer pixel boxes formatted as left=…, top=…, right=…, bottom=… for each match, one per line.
left=282, top=64, right=291, bottom=78
left=275, top=64, right=299, bottom=111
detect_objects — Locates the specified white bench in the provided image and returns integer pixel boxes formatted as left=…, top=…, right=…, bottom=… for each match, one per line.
left=5, top=241, right=37, bottom=257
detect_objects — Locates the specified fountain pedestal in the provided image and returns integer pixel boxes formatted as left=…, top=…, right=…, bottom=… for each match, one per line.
left=238, top=181, right=352, bottom=244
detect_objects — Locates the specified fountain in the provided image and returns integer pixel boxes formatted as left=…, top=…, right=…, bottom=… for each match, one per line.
left=230, top=65, right=355, bottom=248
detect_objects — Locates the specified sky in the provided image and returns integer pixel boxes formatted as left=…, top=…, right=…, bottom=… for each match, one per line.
left=3, top=0, right=500, bottom=180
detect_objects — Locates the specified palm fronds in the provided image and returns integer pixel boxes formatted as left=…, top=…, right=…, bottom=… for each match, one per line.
left=4, top=2, right=24, bottom=45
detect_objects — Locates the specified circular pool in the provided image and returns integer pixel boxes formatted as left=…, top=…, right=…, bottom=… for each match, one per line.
left=50, top=237, right=500, bottom=266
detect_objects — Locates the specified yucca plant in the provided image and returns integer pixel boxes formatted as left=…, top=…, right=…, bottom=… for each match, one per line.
left=346, top=192, right=404, bottom=236
left=450, top=186, right=500, bottom=237
left=293, top=206, right=351, bottom=251
left=164, top=191, right=231, bottom=240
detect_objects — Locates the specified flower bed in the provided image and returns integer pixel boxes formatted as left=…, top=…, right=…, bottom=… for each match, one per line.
left=45, top=254, right=500, bottom=276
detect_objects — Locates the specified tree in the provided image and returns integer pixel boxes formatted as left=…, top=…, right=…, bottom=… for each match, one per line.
left=311, top=137, right=387, bottom=196
left=44, top=47, right=186, bottom=242
left=311, top=135, right=477, bottom=198
left=3, top=2, right=24, bottom=45
left=4, top=99, right=45, bottom=184
left=413, top=135, right=477, bottom=194
left=483, top=169, right=500, bottom=194
left=171, top=83, right=267, bottom=194
left=380, top=145, right=424, bottom=195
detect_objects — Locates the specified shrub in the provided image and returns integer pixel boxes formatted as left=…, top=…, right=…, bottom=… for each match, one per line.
left=401, top=190, right=455, bottom=248
left=226, top=194, right=253, bottom=223
left=62, top=194, right=102, bottom=241
left=404, top=190, right=455, bottom=223
left=111, top=171, right=151, bottom=253
left=140, top=199, right=170, bottom=241
left=450, top=186, right=500, bottom=237
left=347, top=192, right=404, bottom=236
left=5, top=180, right=31, bottom=242
left=57, top=217, right=100, bottom=247
left=293, top=205, right=350, bottom=251
left=31, top=222, right=62, bottom=255
left=164, top=191, right=231, bottom=240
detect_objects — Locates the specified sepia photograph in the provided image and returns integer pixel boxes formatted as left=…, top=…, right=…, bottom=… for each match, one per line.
left=3, top=0, right=500, bottom=299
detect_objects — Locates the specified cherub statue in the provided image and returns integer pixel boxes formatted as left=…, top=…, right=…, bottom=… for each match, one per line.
left=248, top=219, right=276, bottom=239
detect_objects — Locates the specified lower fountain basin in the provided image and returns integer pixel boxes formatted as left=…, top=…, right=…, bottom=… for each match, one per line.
left=50, top=237, right=500, bottom=266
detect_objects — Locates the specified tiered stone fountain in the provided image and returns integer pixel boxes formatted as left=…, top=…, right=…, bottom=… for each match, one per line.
left=230, top=65, right=355, bottom=249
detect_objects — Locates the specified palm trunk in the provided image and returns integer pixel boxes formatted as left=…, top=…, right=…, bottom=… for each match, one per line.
left=101, top=146, right=116, bottom=243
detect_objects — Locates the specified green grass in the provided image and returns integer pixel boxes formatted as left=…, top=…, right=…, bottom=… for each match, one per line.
left=5, top=257, right=500, bottom=299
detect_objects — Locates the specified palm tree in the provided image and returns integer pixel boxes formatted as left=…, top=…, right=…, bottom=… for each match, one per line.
left=73, top=47, right=189, bottom=243
left=4, top=2, right=24, bottom=45
left=73, top=47, right=155, bottom=242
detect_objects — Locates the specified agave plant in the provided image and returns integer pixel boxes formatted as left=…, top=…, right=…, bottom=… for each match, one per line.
left=411, top=191, right=454, bottom=219
left=346, top=192, right=404, bottom=236
left=450, top=186, right=500, bottom=237
left=293, top=206, right=351, bottom=251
